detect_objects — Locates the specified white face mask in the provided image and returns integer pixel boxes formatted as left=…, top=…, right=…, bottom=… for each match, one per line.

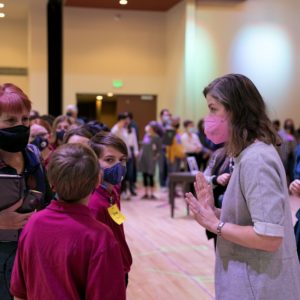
left=162, top=115, right=170, bottom=123
left=187, top=127, right=195, bottom=134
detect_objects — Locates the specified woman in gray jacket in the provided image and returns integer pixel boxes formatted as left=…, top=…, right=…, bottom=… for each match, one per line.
left=186, top=74, right=300, bottom=300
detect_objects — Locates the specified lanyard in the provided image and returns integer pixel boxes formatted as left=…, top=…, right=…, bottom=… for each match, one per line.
left=101, top=183, right=114, bottom=205
left=229, top=158, right=234, bottom=174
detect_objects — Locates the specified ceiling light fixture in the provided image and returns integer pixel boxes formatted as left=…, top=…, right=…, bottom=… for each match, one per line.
left=107, top=92, right=114, bottom=97
left=0, top=12, right=5, bottom=18
left=119, top=0, right=128, bottom=5
left=96, top=95, right=103, bottom=101
left=0, top=3, right=4, bottom=8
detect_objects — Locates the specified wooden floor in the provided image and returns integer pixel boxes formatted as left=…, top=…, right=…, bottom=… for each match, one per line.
left=122, top=186, right=300, bottom=300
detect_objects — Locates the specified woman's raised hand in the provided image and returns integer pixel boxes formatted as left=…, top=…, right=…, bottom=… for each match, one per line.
left=185, top=172, right=219, bottom=232
left=194, top=172, right=215, bottom=209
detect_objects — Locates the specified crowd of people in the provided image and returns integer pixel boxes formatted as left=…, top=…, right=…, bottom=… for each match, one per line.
left=0, top=74, right=300, bottom=299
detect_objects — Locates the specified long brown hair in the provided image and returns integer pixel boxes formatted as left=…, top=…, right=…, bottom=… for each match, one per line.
left=203, top=74, right=280, bottom=156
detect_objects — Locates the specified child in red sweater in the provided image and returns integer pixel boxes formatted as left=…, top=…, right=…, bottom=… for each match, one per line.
left=10, top=143, right=125, bottom=300
left=89, top=132, right=133, bottom=287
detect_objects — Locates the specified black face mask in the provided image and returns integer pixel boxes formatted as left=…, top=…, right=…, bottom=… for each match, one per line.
left=0, top=125, right=30, bottom=152
left=56, top=130, right=65, bottom=142
left=31, top=135, right=49, bottom=151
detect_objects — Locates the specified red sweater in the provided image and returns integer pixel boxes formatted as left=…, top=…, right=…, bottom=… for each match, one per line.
left=10, top=200, right=125, bottom=300
left=89, top=185, right=132, bottom=274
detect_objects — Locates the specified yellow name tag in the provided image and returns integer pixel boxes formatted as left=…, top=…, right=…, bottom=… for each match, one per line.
left=107, top=204, right=126, bottom=225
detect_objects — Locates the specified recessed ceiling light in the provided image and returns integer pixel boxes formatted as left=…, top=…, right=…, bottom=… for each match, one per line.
left=119, top=0, right=128, bottom=5
left=107, top=92, right=114, bottom=97
left=96, top=95, right=103, bottom=101
left=0, top=12, right=5, bottom=18
left=0, top=3, right=5, bottom=9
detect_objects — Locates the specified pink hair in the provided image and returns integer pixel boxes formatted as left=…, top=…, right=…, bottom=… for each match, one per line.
left=0, top=83, right=32, bottom=116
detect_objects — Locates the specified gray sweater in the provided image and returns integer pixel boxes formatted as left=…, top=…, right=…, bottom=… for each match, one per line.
left=215, top=141, right=300, bottom=300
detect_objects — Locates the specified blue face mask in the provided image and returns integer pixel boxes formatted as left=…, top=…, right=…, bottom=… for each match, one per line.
left=31, top=135, right=49, bottom=151
left=56, top=130, right=65, bottom=141
left=103, top=162, right=126, bottom=185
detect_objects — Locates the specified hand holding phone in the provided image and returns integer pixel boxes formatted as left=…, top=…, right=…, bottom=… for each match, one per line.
left=17, top=190, right=43, bottom=213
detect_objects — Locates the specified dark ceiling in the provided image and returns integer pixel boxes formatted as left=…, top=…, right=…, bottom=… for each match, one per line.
left=64, top=0, right=183, bottom=12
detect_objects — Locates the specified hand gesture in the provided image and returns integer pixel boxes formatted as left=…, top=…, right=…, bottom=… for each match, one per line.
left=185, top=172, right=219, bottom=232
left=289, top=179, right=300, bottom=196
left=216, top=173, right=231, bottom=186
left=185, top=192, right=219, bottom=233
left=0, top=199, right=33, bottom=230
left=194, top=172, right=215, bottom=210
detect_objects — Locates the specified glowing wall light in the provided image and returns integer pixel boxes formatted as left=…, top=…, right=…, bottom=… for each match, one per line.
left=230, top=23, right=293, bottom=103
left=194, top=26, right=218, bottom=83
left=185, top=22, right=218, bottom=118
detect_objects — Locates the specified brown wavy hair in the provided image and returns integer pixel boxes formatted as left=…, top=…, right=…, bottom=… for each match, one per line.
left=203, top=74, right=280, bottom=156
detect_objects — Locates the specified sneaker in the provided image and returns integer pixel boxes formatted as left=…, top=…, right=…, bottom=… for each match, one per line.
left=150, top=194, right=157, bottom=200
left=130, top=189, right=137, bottom=196
left=160, top=187, right=168, bottom=193
left=141, top=194, right=149, bottom=199
left=121, top=192, right=127, bottom=201
left=121, top=191, right=131, bottom=201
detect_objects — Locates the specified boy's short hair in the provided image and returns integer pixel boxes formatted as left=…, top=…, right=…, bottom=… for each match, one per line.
left=47, top=143, right=100, bottom=203
left=89, top=132, right=128, bottom=158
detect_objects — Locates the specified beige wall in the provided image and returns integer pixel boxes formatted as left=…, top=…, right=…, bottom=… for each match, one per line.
left=0, top=19, right=28, bottom=93
left=195, top=0, right=300, bottom=125
left=64, top=7, right=166, bottom=115
left=163, top=0, right=186, bottom=117
left=27, top=0, right=48, bottom=114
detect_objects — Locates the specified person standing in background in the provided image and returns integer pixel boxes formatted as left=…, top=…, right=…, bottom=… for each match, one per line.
left=181, top=120, right=203, bottom=168
left=166, top=116, right=185, bottom=173
left=111, top=113, right=130, bottom=142
left=138, top=121, right=162, bottom=199
left=125, top=121, right=139, bottom=197
left=51, top=115, right=74, bottom=149
left=278, top=118, right=297, bottom=184
left=196, top=119, right=217, bottom=170
left=157, top=109, right=172, bottom=190
left=127, top=112, right=139, bottom=192
left=111, top=113, right=131, bottom=199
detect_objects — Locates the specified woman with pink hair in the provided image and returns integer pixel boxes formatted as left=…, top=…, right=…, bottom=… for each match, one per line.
left=0, top=83, right=51, bottom=300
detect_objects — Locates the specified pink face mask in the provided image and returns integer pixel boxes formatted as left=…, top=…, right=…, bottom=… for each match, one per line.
left=204, top=115, right=229, bottom=144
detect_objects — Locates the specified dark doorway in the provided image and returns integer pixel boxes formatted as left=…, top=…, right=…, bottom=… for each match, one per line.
left=77, top=93, right=157, bottom=137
